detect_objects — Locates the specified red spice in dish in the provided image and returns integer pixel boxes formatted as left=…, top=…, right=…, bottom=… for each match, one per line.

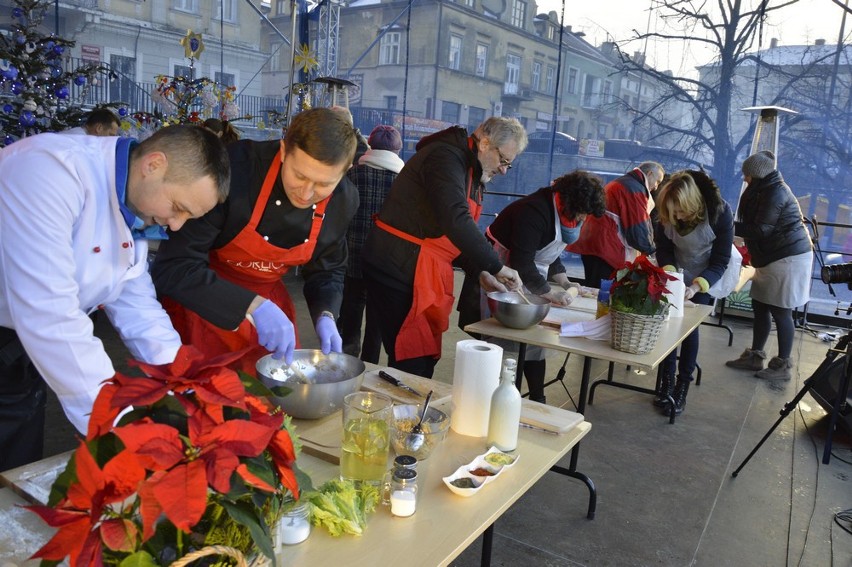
left=469, top=467, right=496, bottom=477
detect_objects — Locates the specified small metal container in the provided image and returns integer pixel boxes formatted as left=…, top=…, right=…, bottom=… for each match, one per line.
left=393, top=455, right=418, bottom=471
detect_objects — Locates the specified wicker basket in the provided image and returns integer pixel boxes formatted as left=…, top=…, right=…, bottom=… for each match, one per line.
left=170, top=545, right=248, bottom=567
left=610, top=309, right=667, bottom=354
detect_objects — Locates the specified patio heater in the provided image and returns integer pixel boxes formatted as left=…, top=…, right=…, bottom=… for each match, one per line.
left=735, top=105, right=797, bottom=216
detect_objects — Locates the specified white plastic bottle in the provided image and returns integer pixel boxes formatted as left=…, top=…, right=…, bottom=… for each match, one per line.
left=487, top=358, right=522, bottom=451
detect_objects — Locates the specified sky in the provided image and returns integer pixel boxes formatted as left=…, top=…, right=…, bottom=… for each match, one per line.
left=534, top=0, right=849, bottom=75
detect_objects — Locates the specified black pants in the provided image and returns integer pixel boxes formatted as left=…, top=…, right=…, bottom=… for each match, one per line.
left=0, top=327, right=46, bottom=472
left=363, top=272, right=438, bottom=378
left=338, top=275, right=383, bottom=364
left=581, top=254, right=617, bottom=288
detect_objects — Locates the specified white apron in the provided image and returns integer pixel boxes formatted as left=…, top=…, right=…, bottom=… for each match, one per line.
left=481, top=196, right=565, bottom=361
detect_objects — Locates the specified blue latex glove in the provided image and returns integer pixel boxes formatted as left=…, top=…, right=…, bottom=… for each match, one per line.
left=316, top=315, right=343, bottom=355
left=252, top=300, right=295, bottom=364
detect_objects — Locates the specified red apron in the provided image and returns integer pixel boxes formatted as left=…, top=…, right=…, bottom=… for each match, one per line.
left=162, top=149, right=329, bottom=374
left=380, top=140, right=482, bottom=361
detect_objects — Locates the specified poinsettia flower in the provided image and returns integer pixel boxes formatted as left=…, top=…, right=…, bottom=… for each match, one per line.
left=27, top=441, right=144, bottom=564
left=35, top=343, right=303, bottom=564
left=611, top=256, right=678, bottom=315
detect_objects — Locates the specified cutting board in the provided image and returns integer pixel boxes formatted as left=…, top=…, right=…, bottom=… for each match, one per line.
left=361, top=368, right=452, bottom=405
left=520, top=399, right=584, bottom=433
left=294, top=368, right=452, bottom=464
left=541, top=304, right=597, bottom=328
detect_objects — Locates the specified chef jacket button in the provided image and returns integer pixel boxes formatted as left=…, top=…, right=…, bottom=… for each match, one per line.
left=122, top=242, right=130, bottom=248
left=275, top=199, right=281, bottom=206
left=312, top=204, right=317, bottom=210
left=263, top=235, right=269, bottom=241
left=92, top=246, right=101, bottom=253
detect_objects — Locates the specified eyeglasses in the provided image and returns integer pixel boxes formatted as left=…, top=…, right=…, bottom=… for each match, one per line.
left=495, top=146, right=513, bottom=170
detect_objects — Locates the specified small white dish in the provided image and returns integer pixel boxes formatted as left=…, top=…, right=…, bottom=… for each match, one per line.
left=442, top=447, right=520, bottom=496
left=442, top=468, right=486, bottom=497
left=482, top=446, right=519, bottom=469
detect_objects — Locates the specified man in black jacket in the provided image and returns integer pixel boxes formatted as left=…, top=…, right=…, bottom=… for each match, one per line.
left=361, top=117, right=526, bottom=378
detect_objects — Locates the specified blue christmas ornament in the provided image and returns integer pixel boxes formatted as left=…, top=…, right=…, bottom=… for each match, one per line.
left=4, top=135, right=13, bottom=146
left=11, top=7, right=22, bottom=18
left=118, top=107, right=128, bottom=117
left=52, top=45, right=64, bottom=56
left=19, top=111, right=36, bottom=127
left=3, top=104, right=12, bottom=113
left=74, top=75, right=87, bottom=86
left=45, top=40, right=55, bottom=50
left=1, top=64, right=17, bottom=80
left=55, top=85, right=69, bottom=99
left=10, top=81, right=23, bottom=95
left=50, top=65, right=62, bottom=78
left=15, top=34, right=25, bottom=45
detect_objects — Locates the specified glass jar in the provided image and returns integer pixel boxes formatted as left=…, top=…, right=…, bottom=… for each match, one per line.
left=278, top=503, right=311, bottom=545
left=389, top=468, right=418, bottom=517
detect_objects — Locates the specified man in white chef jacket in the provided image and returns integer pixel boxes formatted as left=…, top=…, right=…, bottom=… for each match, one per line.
left=0, top=125, right=230, bottom=471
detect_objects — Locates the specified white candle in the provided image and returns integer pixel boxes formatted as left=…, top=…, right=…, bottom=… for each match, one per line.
left=390, top=490, right=416, bottom=517
left=279, top=514, right=311, bottom=545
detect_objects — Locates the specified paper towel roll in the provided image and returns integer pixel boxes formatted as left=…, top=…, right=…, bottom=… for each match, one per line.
left=450, top=340, right=503, bottom=437
left=665, top=271, right=685, bottom=319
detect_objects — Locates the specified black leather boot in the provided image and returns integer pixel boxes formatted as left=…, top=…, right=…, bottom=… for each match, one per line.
left=663, top=378, right=690, bottom=416
left=653, top=372, right=675, bottom=407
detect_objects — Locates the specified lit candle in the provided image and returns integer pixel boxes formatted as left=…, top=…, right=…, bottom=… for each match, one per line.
left=390, top=490, right=416, bottom=517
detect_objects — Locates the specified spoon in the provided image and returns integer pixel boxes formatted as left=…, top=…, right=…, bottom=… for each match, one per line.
left=515, top=288, right=533, bottom=305
left=404, top=390, right=433, bottom=453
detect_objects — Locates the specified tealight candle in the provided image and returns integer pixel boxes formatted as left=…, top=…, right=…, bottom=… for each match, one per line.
left=278, top=504, right=311, bottom=545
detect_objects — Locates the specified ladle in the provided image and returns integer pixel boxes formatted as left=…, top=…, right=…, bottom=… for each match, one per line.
left=403, top=390, right=433, bottom=452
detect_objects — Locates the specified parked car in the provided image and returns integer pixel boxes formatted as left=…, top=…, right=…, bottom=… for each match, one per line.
left=526, top=131, right=579, bottom=155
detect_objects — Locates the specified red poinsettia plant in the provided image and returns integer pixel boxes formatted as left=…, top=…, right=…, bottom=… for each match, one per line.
left=610, top=255, right=678, bottom=315
left=26, top=346, right=309, bottom=566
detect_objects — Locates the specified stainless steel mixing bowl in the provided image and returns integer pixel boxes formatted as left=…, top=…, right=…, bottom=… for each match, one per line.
left=486, top=291, right=551, bottom=329
left=256, top=350, right=366, bottom=419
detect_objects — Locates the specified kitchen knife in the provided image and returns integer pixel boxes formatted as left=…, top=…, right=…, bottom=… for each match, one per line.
left=378, top=370, right=422, bottom=397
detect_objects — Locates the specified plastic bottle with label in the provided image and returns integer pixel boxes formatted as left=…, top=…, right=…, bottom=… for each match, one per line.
left=486, top=358, right=522, bottom=452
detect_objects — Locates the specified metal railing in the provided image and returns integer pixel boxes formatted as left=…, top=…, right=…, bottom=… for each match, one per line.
left=64, top=57, right=286, bottom=129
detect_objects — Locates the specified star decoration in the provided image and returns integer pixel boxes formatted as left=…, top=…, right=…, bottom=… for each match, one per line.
left=180, top=30, right=205, bottom=59
left=294, top=43, right=318, bottom=74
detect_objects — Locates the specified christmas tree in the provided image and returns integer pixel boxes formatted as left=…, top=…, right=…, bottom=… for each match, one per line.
left=0, top=0, right=105, bottom=146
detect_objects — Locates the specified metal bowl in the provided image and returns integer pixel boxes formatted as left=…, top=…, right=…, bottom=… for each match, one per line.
left=256, top=350, right=366, bottom=419
left=390, top=404, right=450, bottom=460
left=487, top=291, right=551, bottom=329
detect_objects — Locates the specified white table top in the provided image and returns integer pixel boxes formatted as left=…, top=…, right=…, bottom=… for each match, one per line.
left=466, top=305, right=713, bottom=371
left=0, top=406, right=590, bottom=567
left=281, top=420, right=590, bottom=566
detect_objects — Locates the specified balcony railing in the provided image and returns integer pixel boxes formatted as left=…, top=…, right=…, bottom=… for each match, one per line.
left=64, top=57, right=285, bottom=130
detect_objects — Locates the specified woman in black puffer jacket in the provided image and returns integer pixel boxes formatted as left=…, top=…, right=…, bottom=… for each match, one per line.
left=725, top=151, right=813, bottom=380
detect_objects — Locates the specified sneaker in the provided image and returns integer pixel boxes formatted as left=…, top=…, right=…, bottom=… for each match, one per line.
left=725, top=348, right=767, bottom=371
left=755, top=357, right=792, bottom=380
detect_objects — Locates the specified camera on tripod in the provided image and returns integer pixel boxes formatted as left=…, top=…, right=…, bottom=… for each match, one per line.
left=821, top=261, right=852, bottom=288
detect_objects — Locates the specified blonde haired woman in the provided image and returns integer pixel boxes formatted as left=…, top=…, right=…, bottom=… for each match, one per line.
left=654, top=170, right=734, bottom=415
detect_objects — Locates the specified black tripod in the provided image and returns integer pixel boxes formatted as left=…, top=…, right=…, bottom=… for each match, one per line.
left=732, top=330, right=852, bottom=475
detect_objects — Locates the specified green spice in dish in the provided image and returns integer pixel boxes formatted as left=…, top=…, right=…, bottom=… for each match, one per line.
left=450, top=477, right=478, bottom=489
left=485, top=452, right=515, bottom=466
